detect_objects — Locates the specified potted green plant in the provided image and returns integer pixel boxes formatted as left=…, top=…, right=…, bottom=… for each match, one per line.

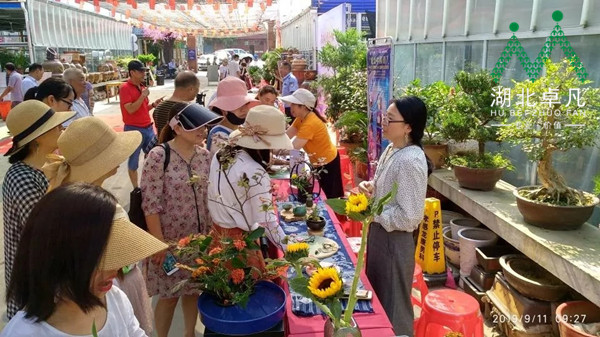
left=402, top=79, right=451, bottom=168
left=441, top=69, right=511, bottom=191
left=137, top=53, right=156, bottom=67
left=499, top=58, right=600, bottom=230
left=260, top=48, right=284, bottom=84
left=306, top=204, right=326, bottom=235
left=316, top=29, right=367, bottom=122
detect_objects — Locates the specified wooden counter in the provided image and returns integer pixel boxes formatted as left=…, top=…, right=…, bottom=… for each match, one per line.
left=428, top=169, right=600, bottom=307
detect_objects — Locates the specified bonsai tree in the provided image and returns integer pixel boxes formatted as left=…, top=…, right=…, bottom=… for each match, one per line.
left=441, top=69, right=511, bottom=169
left=499, top=58, right=600, bottom=205
left=316, top=28, right=367, bottom=121
left=402, top=79, right=451, bottom=145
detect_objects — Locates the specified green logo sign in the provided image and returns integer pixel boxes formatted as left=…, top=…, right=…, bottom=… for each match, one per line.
left=490, top=10, right=588, bottom=83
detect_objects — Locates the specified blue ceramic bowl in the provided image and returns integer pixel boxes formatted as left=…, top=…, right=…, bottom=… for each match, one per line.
left=197, top=281, right=286, bottom=335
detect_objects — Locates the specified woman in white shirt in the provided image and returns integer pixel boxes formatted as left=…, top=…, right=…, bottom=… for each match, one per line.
left=207, top=105, right=292, bottom=269
left=359, top=96, right=432, bottom=337
left=1, top=183, right=167, bottom=337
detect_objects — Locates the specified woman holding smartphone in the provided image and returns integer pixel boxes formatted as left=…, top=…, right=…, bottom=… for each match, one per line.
left=140, top=102, right=223, bottom=337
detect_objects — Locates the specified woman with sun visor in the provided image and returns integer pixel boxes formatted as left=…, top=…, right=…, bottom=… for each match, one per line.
left=140, top=102, right=223, bottom=337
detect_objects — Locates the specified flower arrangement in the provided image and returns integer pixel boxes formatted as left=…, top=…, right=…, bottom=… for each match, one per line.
left=175, top=228, right=288, bottom=306
left=281, top=185, right=396, bottom=332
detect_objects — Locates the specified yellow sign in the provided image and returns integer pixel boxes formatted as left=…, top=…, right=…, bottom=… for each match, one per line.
left=414, top=198, right=445, bottom=274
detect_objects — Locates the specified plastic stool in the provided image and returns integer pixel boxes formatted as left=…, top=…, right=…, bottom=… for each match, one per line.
left=339, top=154, right=355, bottom=192
left=415, top=289, right=483, bottom=337
left=412, top=263, right=428, bottom=306
left=338, top=146, right=347, bottom=155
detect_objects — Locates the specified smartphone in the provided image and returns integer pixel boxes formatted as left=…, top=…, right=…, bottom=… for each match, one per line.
left=162, top=252, right=179, bottom=276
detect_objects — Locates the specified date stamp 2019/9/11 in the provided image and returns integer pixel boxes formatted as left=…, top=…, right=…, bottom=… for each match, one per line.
left=493, top=313, right=587, bottom=325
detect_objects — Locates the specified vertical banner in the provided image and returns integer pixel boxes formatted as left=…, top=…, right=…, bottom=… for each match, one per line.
left=366, top=37, right=393, bottom=179
left=316, top=3, right=348, bottom=76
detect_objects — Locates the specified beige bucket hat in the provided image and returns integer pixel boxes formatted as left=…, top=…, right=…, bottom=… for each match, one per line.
left=229, top=105, right=293, bottom=150
left=42, top=117, right=142, bottom=191
left=4, top=100, right=76, bottom=156
left=99, top=204, right=167, bottom=271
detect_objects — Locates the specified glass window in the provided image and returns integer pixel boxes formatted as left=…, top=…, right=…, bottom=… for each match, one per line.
left=415, top=43, right=442, bottom=85
left=393, top=44, right=414, bottom=89
left=411, top=0, right=427, bottom=40
left=497, top=0, right=532, bottom=34
left=486, top=38, right=546, bottom=87
left=427, top=0, right=444, bottom=39
left=445, top=41, right=484, bottom=81
left=469, top=0, right=495, bottom=35
left=537, top=0, right=584, bottom=31
left=445, top=0, right=467, bottom=37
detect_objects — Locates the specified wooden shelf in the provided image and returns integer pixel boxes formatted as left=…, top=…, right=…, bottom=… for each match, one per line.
left=428, top=169, right=600, bottom=307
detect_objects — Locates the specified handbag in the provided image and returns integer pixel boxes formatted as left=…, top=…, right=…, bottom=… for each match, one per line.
left=128, top=143, right=170, bottom=230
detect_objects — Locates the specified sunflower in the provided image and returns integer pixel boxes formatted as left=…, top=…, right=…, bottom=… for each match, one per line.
left=345, top=193, right=369, bottom=214
left=285, top=242, right=310, bottom=262
left=307, top=267, right=343, bottom=299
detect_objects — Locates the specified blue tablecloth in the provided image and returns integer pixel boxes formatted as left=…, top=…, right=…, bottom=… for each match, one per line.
left=278, top=201, right=374, bottom=317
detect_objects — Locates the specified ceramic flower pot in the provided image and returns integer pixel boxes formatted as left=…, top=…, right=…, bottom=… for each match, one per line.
left=293, top=205, right=307, bottom=217
left=514, top=186, right=599, bottom=230
left=453, top=165, right=505, bottom=191
left=556, top=301, right=600, bottom=337
left=197, top=281, right=286, bottom=335
left=307, top=216, right=326, bottom=236
left=324, top=317, right=361, bottom=337
left=457, top=228, right=498, bottom=277
left=450, top=218, right=481, bottom=239
left=423, top=143, right=448, bottom=169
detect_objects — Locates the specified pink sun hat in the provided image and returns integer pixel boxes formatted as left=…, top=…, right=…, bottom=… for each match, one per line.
left=208, top=77, right=260, bottom=112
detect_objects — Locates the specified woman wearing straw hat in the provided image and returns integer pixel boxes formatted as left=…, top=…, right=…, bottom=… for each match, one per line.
left=140, top=102, right=222, bottom=337
left=1, top=183, right=167, bottom=336
left=207, top=105, right=292, bottom=270
left=206, top=76, right=260, bottom=158
left=41, top=116, right=156, bottom=335
left=2, top=100, right=75, bottom=319
left=280, top=88, right=345, bottom=199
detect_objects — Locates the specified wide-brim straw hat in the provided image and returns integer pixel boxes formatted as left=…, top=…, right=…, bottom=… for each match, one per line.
left=4, top=100, right=76, bottom=156
left=229, top=105, right=293, bottom=150
left=208, top=76, right=260, bottom=112
left=42, top=117, right=142, bottom=190
left=98, top=204, right=167, bottom=271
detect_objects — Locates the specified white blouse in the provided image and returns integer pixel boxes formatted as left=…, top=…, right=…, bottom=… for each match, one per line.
left=373, top=144, right=428, bottom=232
left=0, top=287, right=146, bottom=337
left=207, top=150, right=286, bottom=249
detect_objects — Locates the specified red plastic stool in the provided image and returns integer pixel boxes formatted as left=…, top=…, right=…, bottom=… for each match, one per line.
left=339, top=154, right=355, bottom=192
left=412, top=263, right=428, bottom=306
left=415, top=289, right=483, bottom=337
left=338, top=146, right=347, bottom=155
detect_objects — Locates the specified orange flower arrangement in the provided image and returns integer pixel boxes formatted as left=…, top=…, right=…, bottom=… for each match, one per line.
left=175, top=230, right=288, bottom=306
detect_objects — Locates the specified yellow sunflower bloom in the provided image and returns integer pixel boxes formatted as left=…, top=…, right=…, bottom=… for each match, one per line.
left=307, top=267, right=343, bottom=299
left=287, top=242, right=310, bottom=253
left=345, top=193, right=368, bottom=214
left=285, top=242, right=310, bottom=262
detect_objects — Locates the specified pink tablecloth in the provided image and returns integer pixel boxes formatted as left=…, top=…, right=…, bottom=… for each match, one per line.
left=272, top=179, right=395, bottom=337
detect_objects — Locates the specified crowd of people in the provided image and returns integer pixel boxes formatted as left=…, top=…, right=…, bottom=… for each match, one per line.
left=0, top=55, right=431, bottom=337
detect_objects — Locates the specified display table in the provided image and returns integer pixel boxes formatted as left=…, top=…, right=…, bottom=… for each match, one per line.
left=272, top=179, right=395, bottom=337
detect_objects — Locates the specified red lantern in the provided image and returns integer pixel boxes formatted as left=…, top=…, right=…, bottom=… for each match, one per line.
left=213, top=2, right=219, bottom=10
left=232, top=1, right=237, bottom=9
left=93, top=0, right=98, bottom=6
left=266, top=0, right=272, bottom=5
left=247, top=0, right=253, bottom=7
left=131, top=0, right=137, bottom=9
left=169, top=0, right=175, bottom=9
left=111, top=6, right=116, bottom=16
left=149, top=0, right=155, bottom=9
left=260, top=2, right=265, bottom=10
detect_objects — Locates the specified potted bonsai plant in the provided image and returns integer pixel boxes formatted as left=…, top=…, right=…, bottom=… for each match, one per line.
left=441, top=69, right=512, bottom=191
left=306, top=204, right=326, bottom=235
left=499, top=58, right=600, bottom=230
left=403, top=79, right=451, bottom=168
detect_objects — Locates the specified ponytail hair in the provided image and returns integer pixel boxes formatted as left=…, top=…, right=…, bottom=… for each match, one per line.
left=393, top=96, right=433, bottom=176
left=24, top=77, right=73, bottom=103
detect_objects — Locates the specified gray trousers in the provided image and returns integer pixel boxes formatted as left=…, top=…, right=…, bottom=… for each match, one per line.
left=366, top=223, right=415, bottom=337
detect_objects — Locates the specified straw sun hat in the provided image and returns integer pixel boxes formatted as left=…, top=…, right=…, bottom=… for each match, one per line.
left=229, top=105, right=293, bottom=150
left=99, top=204, right=167, bottom=271
left=4, top=100, right=76, bottom=156
left=42, top=117, right=142, bottom=191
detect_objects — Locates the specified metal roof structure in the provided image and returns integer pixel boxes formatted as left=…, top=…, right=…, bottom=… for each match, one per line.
left=65, top=0, right=280, bottom=38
